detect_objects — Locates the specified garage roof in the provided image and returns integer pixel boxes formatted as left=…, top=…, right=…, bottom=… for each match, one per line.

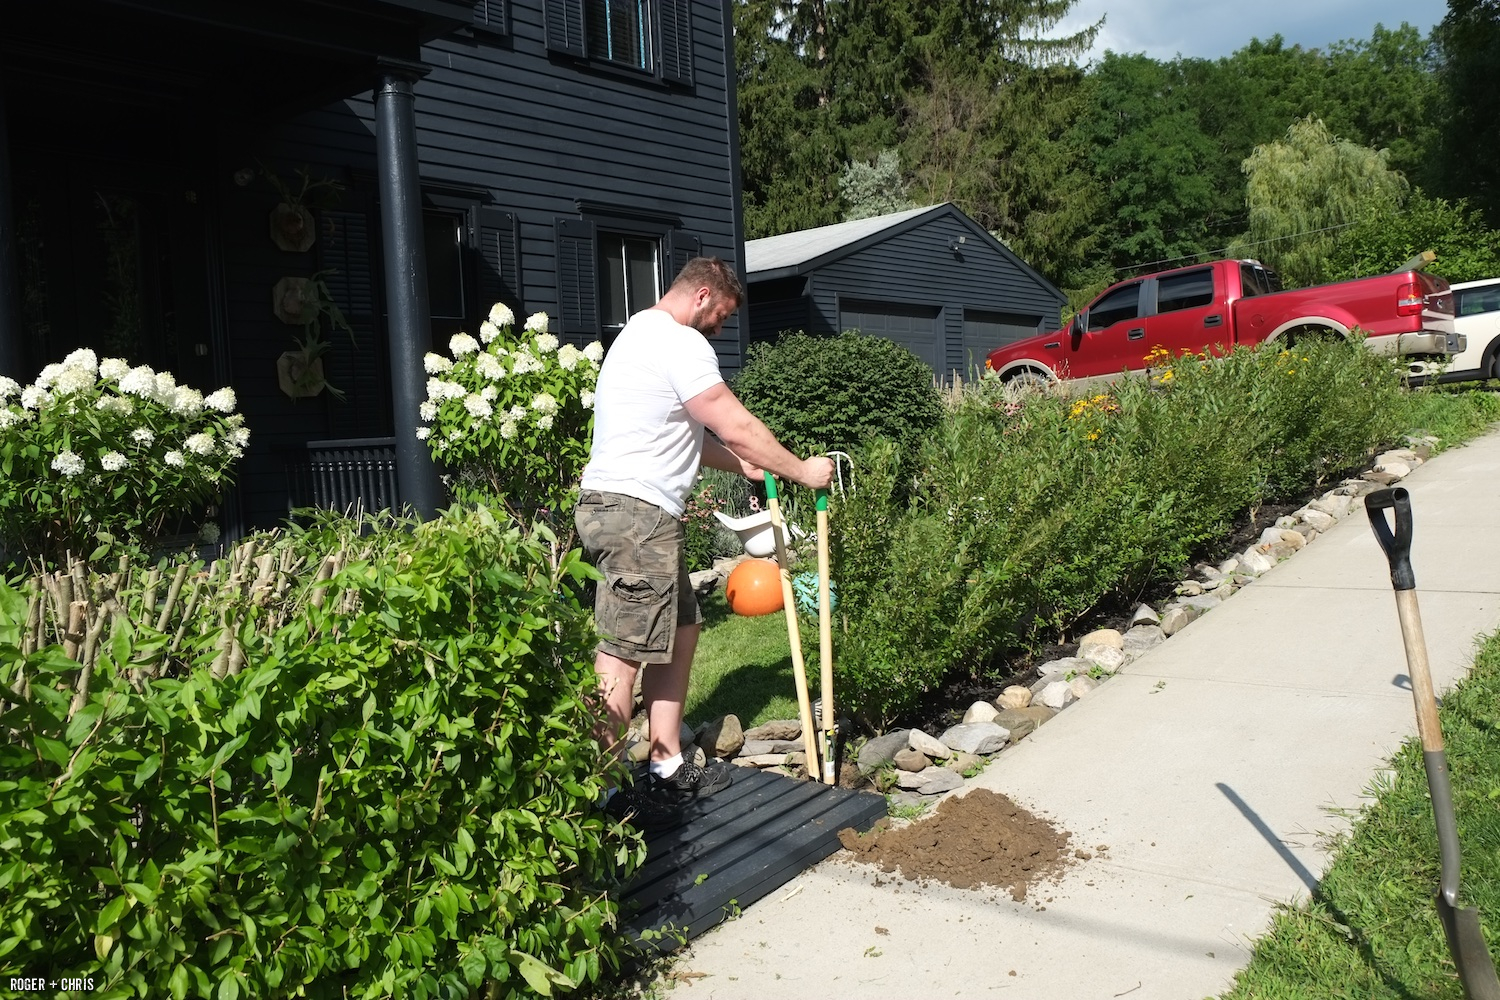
left=745, top=204, right=944, bottom=277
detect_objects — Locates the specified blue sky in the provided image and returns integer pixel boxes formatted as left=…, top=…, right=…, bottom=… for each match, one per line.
left=1054, top=0, right=1451, bottom=63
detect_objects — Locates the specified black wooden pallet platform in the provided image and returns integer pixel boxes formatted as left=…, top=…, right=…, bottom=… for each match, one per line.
left=621, top=767, right=887, bottom=950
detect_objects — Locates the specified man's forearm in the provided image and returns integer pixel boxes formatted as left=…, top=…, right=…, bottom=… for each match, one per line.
left=700, top=434, right=750, bottom=475
left=713, top=411, right=810, bottom=482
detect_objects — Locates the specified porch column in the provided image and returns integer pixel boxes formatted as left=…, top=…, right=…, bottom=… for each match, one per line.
left=373, top=58, right=442, bottom=520
left=0, top=78, right=24, bottom=379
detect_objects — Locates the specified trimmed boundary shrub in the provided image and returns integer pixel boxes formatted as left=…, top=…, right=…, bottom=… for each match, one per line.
left=832, top=340, right=1408, bottom=728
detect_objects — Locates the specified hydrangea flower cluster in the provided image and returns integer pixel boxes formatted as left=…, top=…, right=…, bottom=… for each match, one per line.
left=417, top=304, right=603, bottom=518
left=0, top=348, right=249, bottom=565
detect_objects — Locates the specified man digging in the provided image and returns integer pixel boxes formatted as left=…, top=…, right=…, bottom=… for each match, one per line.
left=576, top=256, right=834, bottom=828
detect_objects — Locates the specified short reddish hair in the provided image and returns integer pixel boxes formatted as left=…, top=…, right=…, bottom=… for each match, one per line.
left=672, top=256, right=746, bottom=305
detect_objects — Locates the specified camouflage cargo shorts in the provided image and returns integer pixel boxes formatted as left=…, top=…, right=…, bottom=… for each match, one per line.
left=574, top=490, right=701, bottom=663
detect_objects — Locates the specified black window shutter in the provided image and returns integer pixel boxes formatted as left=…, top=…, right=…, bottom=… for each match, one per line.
left=556, top=217, right=598, bottom=337
left=475, top=206, right=522, bottom=314
left=658, top=0, right=694, bottom=86
left=319, top=206, right=389, bottom=434
left=472, top=0, right=507, bottom=33
left=545, top=0, right=586, bottom=57
left=665, top=229, right=701, bottom=284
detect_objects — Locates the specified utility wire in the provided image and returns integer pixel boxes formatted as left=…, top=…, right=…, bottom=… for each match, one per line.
left=1114, top=220, right=1360, bottom=272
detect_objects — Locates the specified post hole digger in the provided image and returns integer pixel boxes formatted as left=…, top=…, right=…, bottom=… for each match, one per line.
left=764, top=454, right=850, bottom=785
left=1367, top=487, right=1500, bottom=1000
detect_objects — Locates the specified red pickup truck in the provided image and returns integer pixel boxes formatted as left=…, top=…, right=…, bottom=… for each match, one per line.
left=985, top=258, right=1462, bottom=389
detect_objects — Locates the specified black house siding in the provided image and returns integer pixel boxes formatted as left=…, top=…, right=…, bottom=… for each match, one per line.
left=212, top=0, right=742, bottom=530
left=747, top=208, right=1065, bottom=382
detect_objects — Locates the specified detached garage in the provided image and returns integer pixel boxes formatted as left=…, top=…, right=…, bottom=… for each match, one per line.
left=744, top=204, right=1066, bottom=381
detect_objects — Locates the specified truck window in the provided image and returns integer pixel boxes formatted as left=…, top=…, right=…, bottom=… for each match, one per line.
left=1088, top=283, right=1141, bottom=331
left=1238, top=263, right=1281, bottom=297
left=1156, top=269, right=1215, bottom=313
left=1239, top=263, right=1265, bottom=298
left=1458, top=285, right=1500, bottom=316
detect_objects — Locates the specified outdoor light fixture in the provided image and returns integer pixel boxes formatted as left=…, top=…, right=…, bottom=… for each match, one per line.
left=949, top=235, right=967, bottom=253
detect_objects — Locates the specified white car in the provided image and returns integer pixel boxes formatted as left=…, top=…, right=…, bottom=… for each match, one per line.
left=1427, top=277, right=1500, bottom=383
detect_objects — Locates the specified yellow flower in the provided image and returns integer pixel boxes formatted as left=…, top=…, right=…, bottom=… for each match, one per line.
left=1159, top=369, right=1175, bottom=382
left=1287, top=369, right=1296, bottom=375
left=1087, top=429, right=1101, bottom=441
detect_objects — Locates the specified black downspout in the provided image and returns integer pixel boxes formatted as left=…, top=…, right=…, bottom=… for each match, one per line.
left=0, top=77, right=25, bottom=379
left=373, top=58, right=442, bottom=520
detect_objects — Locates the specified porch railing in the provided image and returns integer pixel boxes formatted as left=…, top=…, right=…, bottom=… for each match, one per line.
left=284, top=437, right=401, bottom=515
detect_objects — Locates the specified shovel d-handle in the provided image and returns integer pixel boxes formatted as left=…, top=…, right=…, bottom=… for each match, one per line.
left=765, top=473, right=820, bottom=781
left=815, top=487, right=835, bottom=784
left=1366, top=487, right=1415, bottom=591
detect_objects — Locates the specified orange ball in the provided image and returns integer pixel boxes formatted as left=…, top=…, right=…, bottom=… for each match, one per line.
left=725, top=558, right=784, bottom=616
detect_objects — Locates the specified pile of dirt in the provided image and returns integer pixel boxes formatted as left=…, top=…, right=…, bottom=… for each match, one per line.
left=837, top=789, right=1074, bottom=900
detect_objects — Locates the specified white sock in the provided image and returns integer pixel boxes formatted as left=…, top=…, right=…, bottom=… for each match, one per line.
left=650, top=753, right=684, bottom=779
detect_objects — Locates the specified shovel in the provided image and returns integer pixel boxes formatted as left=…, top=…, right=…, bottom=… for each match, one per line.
left=1367, top=486, right=1500, bottom=999
left=765, top=473, right=821, bottom=782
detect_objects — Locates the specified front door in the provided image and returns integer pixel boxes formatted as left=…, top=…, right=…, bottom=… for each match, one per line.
left=11, top=152, right=213, bottom=389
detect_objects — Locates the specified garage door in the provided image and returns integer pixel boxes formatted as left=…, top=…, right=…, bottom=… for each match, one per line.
left=962, top=310, right=1045, bottom=380
left=838, top=300, right=941, bottom=371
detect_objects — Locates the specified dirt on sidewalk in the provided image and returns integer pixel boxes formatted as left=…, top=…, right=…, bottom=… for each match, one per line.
left=837, top=789, right=1077, bottom=901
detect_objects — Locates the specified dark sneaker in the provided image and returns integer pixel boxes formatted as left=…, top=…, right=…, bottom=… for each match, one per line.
left=603, top=785, right=684, bottom=831
left=645, top=757, right=734, bottom=805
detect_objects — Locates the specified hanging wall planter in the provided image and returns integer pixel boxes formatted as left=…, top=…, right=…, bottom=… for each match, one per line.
left=260, top=164, right=344, bottom=253
left=276, top=347, right=328, bottom=399
left=272, top=275, right=319, bottom=326
left=270, top=202, right=316, bottom=252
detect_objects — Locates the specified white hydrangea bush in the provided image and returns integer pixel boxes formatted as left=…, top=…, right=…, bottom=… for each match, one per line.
left=0, top=348, right=248, bottom=566
left=418, top=304, right=602, bottom=518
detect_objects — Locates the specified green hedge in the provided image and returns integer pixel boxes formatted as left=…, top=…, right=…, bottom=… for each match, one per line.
left=732, top=330, right=942, bottom=462
left=0, top=508, right=642, bottom=999
left=832, top=341, right=1408, bottom=727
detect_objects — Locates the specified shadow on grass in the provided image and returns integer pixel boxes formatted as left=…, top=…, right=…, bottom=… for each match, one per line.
left=686, top=654, right=796, bottom=730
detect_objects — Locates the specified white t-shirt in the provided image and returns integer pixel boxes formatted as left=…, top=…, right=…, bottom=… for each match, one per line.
left=581, top=308, right=724, bottom=517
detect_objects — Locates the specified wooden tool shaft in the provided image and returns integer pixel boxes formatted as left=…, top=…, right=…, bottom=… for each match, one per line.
left=768, top=491, right=820, bottom=779
left=1395, top=589, right=1445, bottom=754
left=817, top=505, right=835, bottom=784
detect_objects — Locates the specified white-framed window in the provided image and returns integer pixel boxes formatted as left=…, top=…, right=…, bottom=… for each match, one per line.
left=598, top=232, right=661, bottom=332
left=546, top=0, right=693, bottom=86
left=587, top=0, right=651, bottom=71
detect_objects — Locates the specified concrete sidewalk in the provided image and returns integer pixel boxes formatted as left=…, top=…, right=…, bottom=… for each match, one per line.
left=678, top=428, right=1500, bottom=999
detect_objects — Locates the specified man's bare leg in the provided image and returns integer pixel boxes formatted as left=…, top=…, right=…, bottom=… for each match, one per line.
left=594, top=649, right=641, bottom=759
left=641, top=623, right=699, bottom=762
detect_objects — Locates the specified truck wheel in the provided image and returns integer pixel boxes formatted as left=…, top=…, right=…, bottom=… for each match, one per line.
left=1003, top=370, right=1051, bottom=391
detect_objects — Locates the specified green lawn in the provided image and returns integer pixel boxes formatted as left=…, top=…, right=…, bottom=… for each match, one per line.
left=684, top=591, right=811, bottom=730
left=1220, top=629, right=1500, bottom=999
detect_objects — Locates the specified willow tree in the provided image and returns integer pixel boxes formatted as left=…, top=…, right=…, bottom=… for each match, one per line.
left=1239, top=116, right=1409, bottom=288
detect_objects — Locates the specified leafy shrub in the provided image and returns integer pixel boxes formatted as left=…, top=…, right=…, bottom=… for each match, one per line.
left=833, top=340, right=1404, bottom=727
left=0, top=350, right=245, bottom=570
left=0, top=508, right=643, bottom=999
left=420, top=305, right=602, bottom=522
left=732, top=330, right=942, bottom=462
left=681, top=475, right=728, bottom=573
left=1325, top=192, right=1500, bottom=285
